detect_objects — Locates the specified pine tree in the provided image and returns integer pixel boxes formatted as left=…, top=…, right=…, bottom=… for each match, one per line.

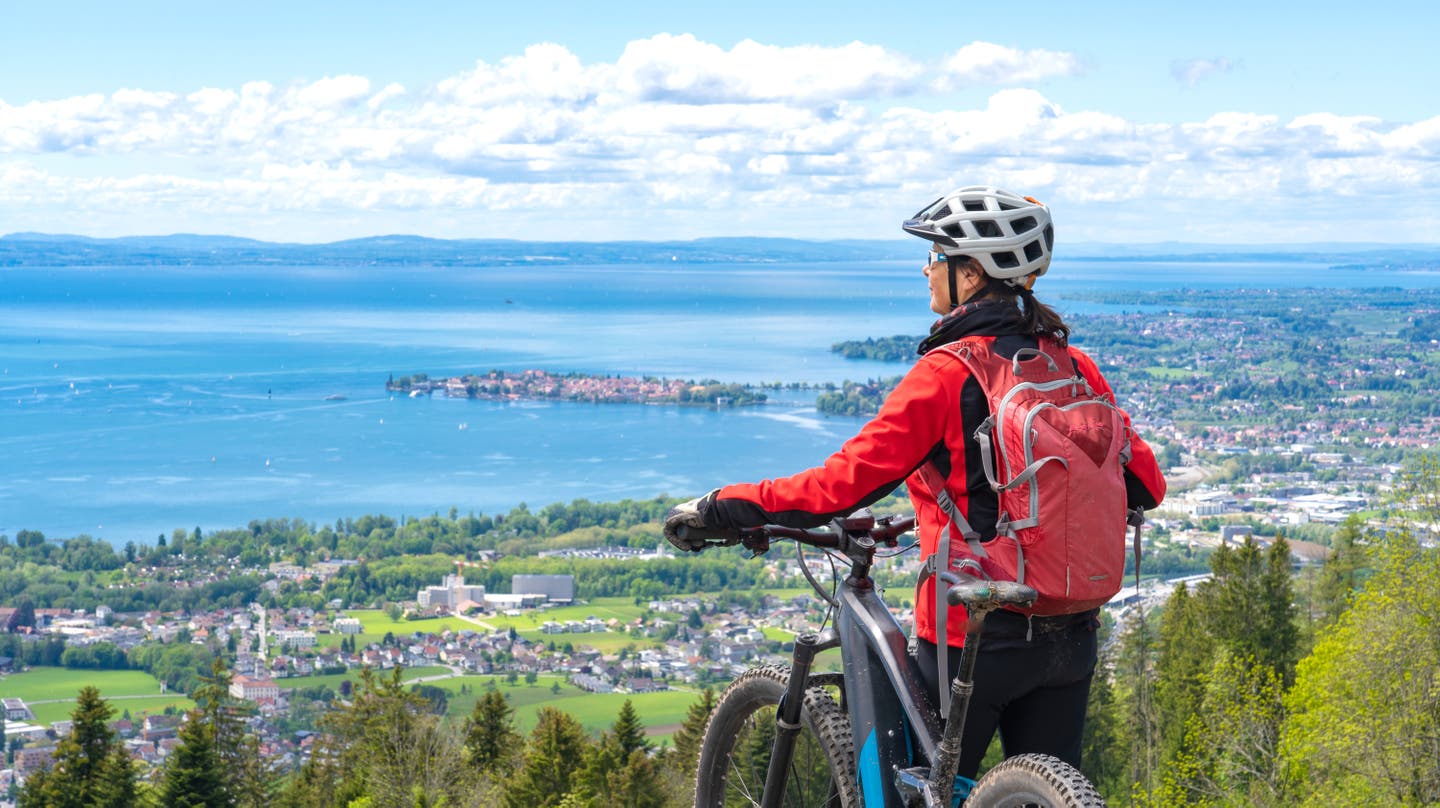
left=505, top=707, right=590, bottom=808
left=1197, top=535, right=1299, bottom=680
left=464, top=689, right=520, bottom=775
left=1153, top=583, right=1212, bottom=762
left=573, top=701, right=665, bottom=808
left=192, top=658, right=274, bottom=807
left=1111, top=609, right=1160, bottom=796
left=17, top=685, right=135, bottom=808
left=610, top=699, right=648, bottom=757
left=1315, top=516, right=1368, bottom=625
left=668, top=688, right=714, bottom=778
left=159, top=712, right=227, bottom=808
left=1079, top=662, right=1125, bottom=800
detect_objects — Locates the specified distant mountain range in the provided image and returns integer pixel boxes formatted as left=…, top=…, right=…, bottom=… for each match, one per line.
left=2, top=232, right=1437, bottom=268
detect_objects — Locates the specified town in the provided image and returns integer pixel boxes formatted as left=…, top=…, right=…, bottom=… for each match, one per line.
left=386, top=369, right=764, bottom=406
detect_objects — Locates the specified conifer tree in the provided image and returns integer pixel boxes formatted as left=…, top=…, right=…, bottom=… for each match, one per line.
left=1111, top=614, right=1161, bottom=796
left=610, top=699, right=648, bottom=758
left=1079, top=663, right=1125, bottom=800
left=573, top=701, right=665, bottom=808
left=17, top=686, right=135, bottom=808
left=1198, top=535, right=1299, bottom=680
left=661, top=687, right=714, bottom=802
left=463, top=689, right=520, bottom=775
left=668, top=688, right=714, bottom=779
left=1153, top=583, right=1212, bottom=762
left=159, top=713, right=227, bottom=808
left=505, top=707, right=590, bottom=808
left=1315, top=516, right=1368, bottom=625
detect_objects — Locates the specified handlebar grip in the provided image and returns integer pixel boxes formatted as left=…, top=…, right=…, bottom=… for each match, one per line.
left=945, top=578, right=1038, bottom=610
left=676, top=524, right=741, bottom=546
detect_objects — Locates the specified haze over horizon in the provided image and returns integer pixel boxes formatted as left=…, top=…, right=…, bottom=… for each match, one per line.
left=1, top=0, right=1437, bottom=245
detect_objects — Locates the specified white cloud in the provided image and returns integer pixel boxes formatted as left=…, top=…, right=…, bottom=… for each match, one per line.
left=938, top=41, right=1082, bottom=88
left=0, top=35, right=1437, bottom=242
left=1172, top=57, right=1235, bottom=87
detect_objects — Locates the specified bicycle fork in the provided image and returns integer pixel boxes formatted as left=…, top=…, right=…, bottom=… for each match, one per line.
left=761, top=631, right=824, bottom=808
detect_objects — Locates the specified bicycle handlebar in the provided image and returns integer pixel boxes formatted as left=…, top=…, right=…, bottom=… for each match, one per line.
left=677, top=513, right=917, bottom=554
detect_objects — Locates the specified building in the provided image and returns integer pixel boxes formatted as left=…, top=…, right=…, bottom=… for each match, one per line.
left=230, top=675, right=280, bottom=704
left=333, top=617, right=363, bottom=634
left=15, top=745, right=56, bottom=776
left=512, top=574, right=575, bottom=603
left=3, top=698, right=33, bottom=721
left=273, top=630, right=316, bottom=648
left=484, top=592, right=547, bottom=610
left=417, top=574, right=486, bottom=610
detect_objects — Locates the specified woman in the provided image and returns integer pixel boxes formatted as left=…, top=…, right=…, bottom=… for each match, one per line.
left=664, top=186, right=1166, bottom=778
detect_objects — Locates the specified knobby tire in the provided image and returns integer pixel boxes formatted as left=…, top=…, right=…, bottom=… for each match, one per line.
left=964, top=753, right=1106, bottom=808
left=693, top=665, right=858, bottom=808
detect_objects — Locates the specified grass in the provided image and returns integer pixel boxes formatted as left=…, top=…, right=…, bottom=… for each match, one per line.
left=277, top=665, right=451, bottom=692
left=0, top=668, right=194, bottom=727
left=31, top=695, right=195, bottom=727
left=0, top=668, right=167, bottom=702
left=428, top=674, right=703, bottom=743
left=317, top=611, right=486, bottom=648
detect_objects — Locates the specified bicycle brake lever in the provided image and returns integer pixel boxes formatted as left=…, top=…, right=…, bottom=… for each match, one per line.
left=739, top=529, right=770, bottom=557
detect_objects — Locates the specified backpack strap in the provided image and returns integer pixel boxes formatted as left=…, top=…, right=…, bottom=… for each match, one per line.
left=918, top=461, right=998, bottom=714
left=918, top=552, right=987, bottom=714
left=917, top=462, right=987, bottom=560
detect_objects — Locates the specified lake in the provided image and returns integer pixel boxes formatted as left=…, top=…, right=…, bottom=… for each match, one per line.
left=3, top=257, right=1437, bottom=542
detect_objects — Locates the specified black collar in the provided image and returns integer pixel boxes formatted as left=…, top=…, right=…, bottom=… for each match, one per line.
left=917, top=299, right=1027, bottom=355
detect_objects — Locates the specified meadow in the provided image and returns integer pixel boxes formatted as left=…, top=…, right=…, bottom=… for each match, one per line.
left=425, top=674, right=702, bottom=743
left=0, top=668, right=194, bottom=727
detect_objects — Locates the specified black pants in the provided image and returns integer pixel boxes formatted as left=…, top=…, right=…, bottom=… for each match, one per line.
left=913, top=618, right=1097, bottom=779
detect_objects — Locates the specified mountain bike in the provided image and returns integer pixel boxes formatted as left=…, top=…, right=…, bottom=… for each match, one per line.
left=685, top=510, right=1105, bottom=807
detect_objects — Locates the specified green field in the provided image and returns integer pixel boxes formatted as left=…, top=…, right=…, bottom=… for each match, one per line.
left=318, top=611, right=485, bottom=648
left=0, top=668, right=166, bottom=702
left=0, top=668, right=192, bottom=727
left=428, top=674, right=703, bottom=743
left=31, top=696, right=195, bottom=726
left=277, top=664, right=452, bottom=692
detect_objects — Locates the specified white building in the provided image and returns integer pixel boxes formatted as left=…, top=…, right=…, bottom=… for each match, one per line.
left=273, top=630, right=316, bottom=648
left=229, top=675, right=279, bottom=703
left=417, top=574, right=486, bottom=610
left=333, top=617, right=363, bottom=634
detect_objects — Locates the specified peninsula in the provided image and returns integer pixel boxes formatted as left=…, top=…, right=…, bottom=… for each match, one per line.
left=387, top=369, right=765, bottom=406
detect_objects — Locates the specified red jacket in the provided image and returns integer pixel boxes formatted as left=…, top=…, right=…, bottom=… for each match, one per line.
left=706, top=306, right=1166, bottom=647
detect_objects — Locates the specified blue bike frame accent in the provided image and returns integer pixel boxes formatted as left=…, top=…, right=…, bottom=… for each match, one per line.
left=834, top=574, right=944, bottom=806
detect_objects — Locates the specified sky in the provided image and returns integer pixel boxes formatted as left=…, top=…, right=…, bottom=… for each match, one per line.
left=1, top=0, right=1437, bottom=244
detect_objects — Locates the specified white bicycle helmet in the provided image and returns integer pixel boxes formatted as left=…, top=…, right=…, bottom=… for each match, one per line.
left=902, top=186, right=1054, bottom=283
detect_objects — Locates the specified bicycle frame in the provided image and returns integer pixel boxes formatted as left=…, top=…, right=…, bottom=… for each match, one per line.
left=757, top=518, right=953, bottom=808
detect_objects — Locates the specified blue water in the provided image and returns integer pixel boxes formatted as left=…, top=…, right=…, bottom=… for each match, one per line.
left=2, top=258, right=1437, bottom=543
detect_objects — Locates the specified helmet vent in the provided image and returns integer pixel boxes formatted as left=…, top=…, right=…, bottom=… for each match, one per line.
left=975, top=220, right=1001, bottom=238
left=1023, top=240, right=1043, bottom=262
left=1012, top=216, right=1038, bottom=234
left=993, top=251, right=1020, bottom=270
left=963, top=199, right=986, bottom=212
left=942, top=223, right=966, bottom=239
left=997, top=201, right=1019, bottom=210
left=1043, top=224, right=1055, bottom=251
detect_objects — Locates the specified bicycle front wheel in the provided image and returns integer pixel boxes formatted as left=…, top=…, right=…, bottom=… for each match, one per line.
left=964, top=753, right=1105, bottom=807
left=693, top=665, right=858, bottom=808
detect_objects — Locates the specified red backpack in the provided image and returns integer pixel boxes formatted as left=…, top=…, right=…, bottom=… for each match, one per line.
left=919, top=336, right=1135, bottom=621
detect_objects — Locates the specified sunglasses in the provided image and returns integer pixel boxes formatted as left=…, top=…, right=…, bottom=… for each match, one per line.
left=925, top=251, right=948, bottom=271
